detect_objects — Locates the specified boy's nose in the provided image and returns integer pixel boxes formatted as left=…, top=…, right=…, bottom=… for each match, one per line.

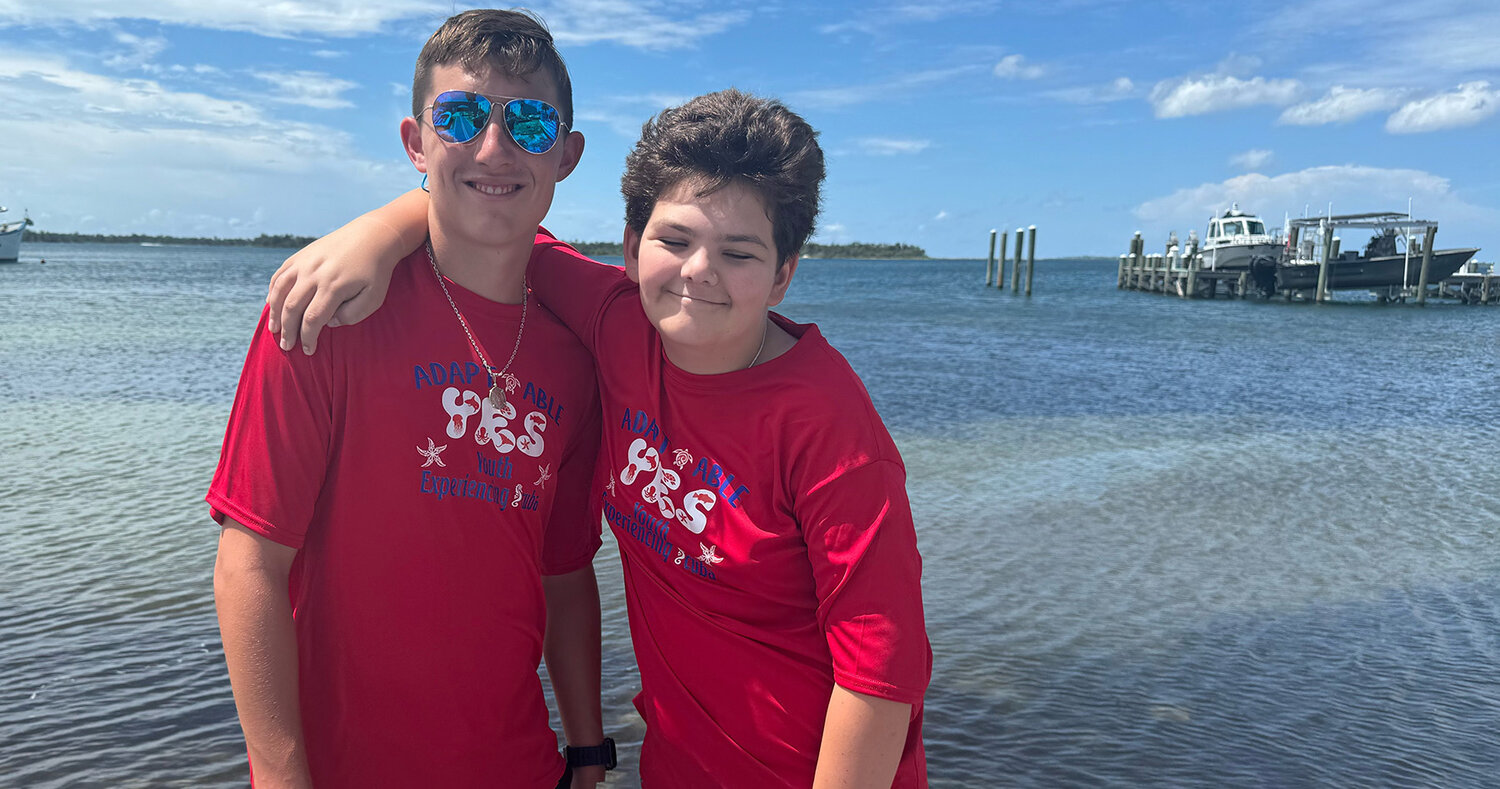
left=473, top=120, right=519, bottom=163
left=681, top=247, right=716, bottom=282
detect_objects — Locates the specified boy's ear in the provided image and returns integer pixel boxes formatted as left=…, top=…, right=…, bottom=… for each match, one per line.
left=554, top=130, right=585, bottom=183
left=766, top=254, right=799, bottom=307
left=622, top=225, right=643, bottom=283
left=400, top=116, right=427, bottom=174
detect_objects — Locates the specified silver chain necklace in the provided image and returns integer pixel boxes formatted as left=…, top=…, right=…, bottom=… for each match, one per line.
left=426, top=239, right=527, bottom=409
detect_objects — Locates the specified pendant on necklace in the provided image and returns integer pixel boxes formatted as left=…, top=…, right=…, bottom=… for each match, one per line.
left=489, top=385, right=505, bottom=409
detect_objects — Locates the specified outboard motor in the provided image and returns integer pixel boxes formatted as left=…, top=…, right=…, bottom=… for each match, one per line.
left=1364, top=229, right=1398, bottom=258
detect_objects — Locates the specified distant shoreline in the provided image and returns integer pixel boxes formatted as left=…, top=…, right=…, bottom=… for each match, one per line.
left=29, top=232, right=933, bottom=259
left=24, top=233, right=1126, bottom=260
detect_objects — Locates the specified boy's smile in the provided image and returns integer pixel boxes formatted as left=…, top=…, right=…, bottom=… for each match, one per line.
left=625, top=180, right=798, bottom=375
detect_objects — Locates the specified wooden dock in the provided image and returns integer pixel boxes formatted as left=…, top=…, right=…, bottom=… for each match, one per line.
left=1432, top=261, right=1500, bottom=304
left=1117, top=231, right=1496, bottom=304
left=1116, top=239, right=1255, bottom=300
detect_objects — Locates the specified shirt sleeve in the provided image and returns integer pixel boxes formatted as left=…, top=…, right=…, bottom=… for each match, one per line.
left=800, top=458, right=932, bottom=705
left=539, top=371, right=603, bottom=576
left=205, top=307, right=336, bottom=549
left=528, top=228, right=629, bottom=353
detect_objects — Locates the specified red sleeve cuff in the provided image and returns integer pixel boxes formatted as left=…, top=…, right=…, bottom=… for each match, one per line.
left=206, top=492, right=306, bottom=550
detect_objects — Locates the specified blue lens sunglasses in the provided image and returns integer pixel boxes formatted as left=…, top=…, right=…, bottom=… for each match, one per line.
left=421, top=90, right=568, bottom=154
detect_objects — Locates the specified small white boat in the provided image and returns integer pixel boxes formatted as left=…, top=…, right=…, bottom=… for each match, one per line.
left=1199, top=204, right=1282, bottom=271
left=0, top=205, right=29, bottom=262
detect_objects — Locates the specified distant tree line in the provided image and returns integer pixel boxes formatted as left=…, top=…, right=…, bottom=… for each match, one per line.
left=27, top=232, right=929, bottom=260
left=567, top=240, right=626, bottom=257
left=564, top=240, right=928, bottom=259
left=28, top=231, right=317, bottom=248
left=801, top=242, right=927, bottom=259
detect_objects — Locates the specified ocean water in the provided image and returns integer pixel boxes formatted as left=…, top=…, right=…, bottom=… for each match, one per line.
left=2, top=244, right=1499, bottom=787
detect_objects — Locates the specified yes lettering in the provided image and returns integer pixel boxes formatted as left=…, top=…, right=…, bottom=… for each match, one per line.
left=413, top=361, right=563, bottom=509
left=615, top=408, right=751, bottom=534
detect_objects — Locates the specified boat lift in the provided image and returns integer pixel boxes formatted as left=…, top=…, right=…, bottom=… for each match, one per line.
left=1285, top=212, right=1439, bottom=304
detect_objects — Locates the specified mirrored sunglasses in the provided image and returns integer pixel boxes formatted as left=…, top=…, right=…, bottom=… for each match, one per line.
left=423, top=90, right=566, bottom=154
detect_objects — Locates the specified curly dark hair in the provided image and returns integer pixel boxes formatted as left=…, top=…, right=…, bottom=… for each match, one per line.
left=412, top=9, right=574, bottom=129
left=621, top=89, right=825, bottom=265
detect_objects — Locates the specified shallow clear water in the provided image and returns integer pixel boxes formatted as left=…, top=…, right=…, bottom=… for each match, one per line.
left=2, top=245, right=1498, bottom=787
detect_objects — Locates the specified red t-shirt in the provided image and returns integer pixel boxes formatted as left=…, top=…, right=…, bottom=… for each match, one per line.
left=529, top=232, right=931, bottom=787
left=207, top=247, right=601, bottom=788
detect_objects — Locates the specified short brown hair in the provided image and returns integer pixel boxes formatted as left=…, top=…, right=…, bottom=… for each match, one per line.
left=411, top=9, right=574, bottom=128
left=621, top=89, right=825, bottom=265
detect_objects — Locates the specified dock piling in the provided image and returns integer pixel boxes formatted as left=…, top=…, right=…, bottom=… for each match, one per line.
left=1025, top=225, right=1037, bottom=297
left=1011, top=228, right=1023, bottom=292
left=1416, top=225, right=1437, bottom=305
left=1132, top=232, right=1144, bottom=290
left=1315, top=221, right=1333, bottom=303
left=985, top=229, right=996, bottom=286
left=998, top=230, right=1008, bottom=288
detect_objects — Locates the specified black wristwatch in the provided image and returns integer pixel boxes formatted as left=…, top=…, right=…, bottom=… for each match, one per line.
left=564, top=738, right=617, bottom=771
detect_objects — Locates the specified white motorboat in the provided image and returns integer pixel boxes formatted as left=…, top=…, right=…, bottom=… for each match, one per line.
left=1198, top=204, right=1282, bottom=271
left=0, top=205, right=28, bottom=262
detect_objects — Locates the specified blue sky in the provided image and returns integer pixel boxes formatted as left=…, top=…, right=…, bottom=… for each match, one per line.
left=1, top=1, right=1497, bottom=258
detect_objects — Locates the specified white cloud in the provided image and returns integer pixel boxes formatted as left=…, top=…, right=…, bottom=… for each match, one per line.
left=1386, top=81, right=1500, bottom=134
left=252, top=70, right=359, bottom=109
left=311, top=50, right=347, bottom=59
left=1229, top=149, right=1273, bottom=171
left=820, top=0, right=1003, bottom=35
left=1149, top=75, right=1301, bottom=118
left=533, top=4, right=751, bottom=51
left=0, top=1, right=755, bottom=49
left=103, top=31, right=168, bottom=71
left=579, top=93, right=694, bottom=139
left=1278, top=86, right=1404, bottom=125
left=993, top=54, right=1043, bottom=80
left=0, top=0, right=440, bottom=37
left=934, top=210, right=949, bottom=221
left=1260, top=1, right=1500, bottom=76
left=790, top=65, right=984, bottom=109
left=1134, top=165, right=1499, bottom=235
left=1048, top=76, right=1134, bottom=104
left=0, top=51, right=410, bottom=236
left=855, top=138, right=932, bottom=156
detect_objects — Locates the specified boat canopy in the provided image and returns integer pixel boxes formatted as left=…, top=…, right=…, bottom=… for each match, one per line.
left=1287, top=212, right=1437, bottom=232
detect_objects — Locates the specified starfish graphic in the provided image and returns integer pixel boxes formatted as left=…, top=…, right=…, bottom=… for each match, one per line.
left=534, top=463, right=553, bottom=489
left=606, top=471, right=617, bottom=496
left=672, top=448, right=693, bottom=469
left=416, top=437, right=448, bottom=468
left=697, top=542, right=724, bottom=565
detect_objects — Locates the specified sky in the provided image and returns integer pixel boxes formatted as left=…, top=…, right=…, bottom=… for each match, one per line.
left=1, top=0, right=1498, bottom=258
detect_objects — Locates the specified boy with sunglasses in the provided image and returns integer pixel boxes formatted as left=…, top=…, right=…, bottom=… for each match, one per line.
left=208, top=10, right=612, bottom=788
left=267, top=89, right=931, bottom=787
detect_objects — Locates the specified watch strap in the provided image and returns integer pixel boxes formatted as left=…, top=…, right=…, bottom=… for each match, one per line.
left=564, top=737, right=616, bottom=770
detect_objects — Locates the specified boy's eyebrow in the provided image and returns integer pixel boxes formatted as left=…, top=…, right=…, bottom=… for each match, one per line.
left=659, top=222, right=770, bottom=249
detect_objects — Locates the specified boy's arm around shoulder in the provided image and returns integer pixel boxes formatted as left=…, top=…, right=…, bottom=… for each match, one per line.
left=526, top=231, right=629, bottom=350
left=268, top=188, right=430, bottom=354
left=213, top=521, right=311, bottom=789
